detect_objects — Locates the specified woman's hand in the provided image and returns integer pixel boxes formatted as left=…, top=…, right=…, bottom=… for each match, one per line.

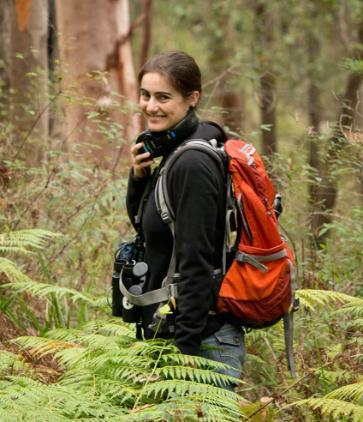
left=131, top=142, right=154, bottom=178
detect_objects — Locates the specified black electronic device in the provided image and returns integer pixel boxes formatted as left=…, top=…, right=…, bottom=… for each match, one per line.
left=136, top=109, right=199, bottom=158
left=111, top=239, right=148, bottom=322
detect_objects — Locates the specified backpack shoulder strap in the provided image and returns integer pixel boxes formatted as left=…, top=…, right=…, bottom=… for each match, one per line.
left=155, top=138, right=226, bottom=225
left=154, top=138, right=226, bottom=288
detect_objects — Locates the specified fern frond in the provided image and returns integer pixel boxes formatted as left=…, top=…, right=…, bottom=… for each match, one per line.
left=156, top=365, right=242, bottom=388
left=0, top=229, right=61, bottom=251
left=54, top=341, right=147, bottom=370
left=294, top=397, right=363, bottom=422
left=0, top=350, right=28, bottom=374
left=45, top=327, right=84, bottom=342
left=54, top=347, right=86, bottom=367
left=129, top=400, right=201, bottom=422
left=96, top=321, right=135, bottom=337
left=3, top=280, right=100, bottom=306
left=188, top=393, right=248, bottom=421
left=86, top=351, right=153, bottom=370
left=135, top=338, right=178, bottom=357
left=0, top=257, right=33, bottom=282
left=80, top=333, right=132, bottom=350
left=348, top=318, right=363, bottom=328
left=130, top=395, right=246, bottom=421
left=325, top=381, right=363, bottom=402
left=0, top=375, right=128, bottom=419
left=141, top=379, right=242, bottom=401
left=59, top=369, right=138, bottom=406
left=78, top=354, right=154, bottom=384
left=0, top=246, right=32, bottom=255
left=337, top=297, right=363, bottom=317
left=73, top=318, right=134, bottom=337
left=159, top=352, right=232, bottom=370
left=297, top=289, right=357, bottom=311
left=13, top=335, right=78, bottom=358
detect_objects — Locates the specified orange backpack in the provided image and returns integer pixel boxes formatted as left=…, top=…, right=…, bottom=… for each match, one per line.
left=154, top=138, right=299, bottom=376
left=215, top=140, right=297, bottom=328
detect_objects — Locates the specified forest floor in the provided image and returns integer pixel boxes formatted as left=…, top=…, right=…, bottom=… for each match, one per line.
left=0, top=311, right=63, bottom=383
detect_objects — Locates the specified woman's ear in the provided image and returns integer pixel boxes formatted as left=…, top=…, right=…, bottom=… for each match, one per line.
left=189, top=91, right=201, bottom=108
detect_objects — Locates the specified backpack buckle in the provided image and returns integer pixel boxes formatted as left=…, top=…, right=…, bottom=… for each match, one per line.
left=292, top=297, right=300, bottom=312
left=161, top=211, right=171, bottom=223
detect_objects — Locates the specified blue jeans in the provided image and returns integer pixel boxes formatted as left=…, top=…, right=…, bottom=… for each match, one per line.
left=200, top=323, right=245, bottom=387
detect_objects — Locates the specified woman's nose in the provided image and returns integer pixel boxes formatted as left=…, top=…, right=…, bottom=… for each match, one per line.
left=146, top=97, right=159, bottom=113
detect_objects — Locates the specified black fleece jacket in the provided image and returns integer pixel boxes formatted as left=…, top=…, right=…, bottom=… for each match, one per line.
left=126, top=122, right=227, bottom=355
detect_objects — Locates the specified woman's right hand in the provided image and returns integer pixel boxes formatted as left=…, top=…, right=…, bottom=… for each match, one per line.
left=131, top=142, right=154, bottom=179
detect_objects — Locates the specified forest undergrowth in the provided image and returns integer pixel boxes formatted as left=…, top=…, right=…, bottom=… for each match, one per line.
left=0, top=81, right=362, bottom=420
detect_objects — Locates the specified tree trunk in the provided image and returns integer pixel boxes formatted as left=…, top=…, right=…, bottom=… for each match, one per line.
left=220, top=90, right=244, bottom=134
left=0, top=0, right=11, bottom=114
left=255, top=2, right=277, bottom=157
left=9, top=0, right=49, bottom=164
left=207, top=1, right=242, bottom=132
left=139, top=0, right=152, bottom=68
left=307, top=24, right=323, bottom=242
left=116, top=0, right=142, bottom=156
left=55, top=0, right=141, bottom=170
left=315, top=21, right=363, bottom=245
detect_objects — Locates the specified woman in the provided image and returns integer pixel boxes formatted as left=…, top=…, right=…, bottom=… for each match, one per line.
left=126, top=51, right=244, bottom=382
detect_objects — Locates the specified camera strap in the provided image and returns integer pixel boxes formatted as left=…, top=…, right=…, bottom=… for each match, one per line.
left=134, top=162, right=166, bottom=229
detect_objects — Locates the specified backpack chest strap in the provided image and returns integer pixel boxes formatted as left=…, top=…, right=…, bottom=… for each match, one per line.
left=119, top=269, right=222, bottom=307
left=235, top=249, right=288, bottom=272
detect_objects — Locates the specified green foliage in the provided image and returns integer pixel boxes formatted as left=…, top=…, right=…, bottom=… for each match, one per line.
left=0, top=229, right=61, bottom=283
left=342, top=58, right=363, bottom=74
left=3, top=280, right=105, bottom=308
left=0, top=2, right=362, bottom=419
left=0, top=229, right=61, bottom=254
left=240, top=287, right=362, bottom=420
left=296, top=288, right=359, bottom=311
left=2, top=320, right=247, bottom=421
left=293, top=380, right=363, bottom=422
left=0, top=350, right=28, bottom=375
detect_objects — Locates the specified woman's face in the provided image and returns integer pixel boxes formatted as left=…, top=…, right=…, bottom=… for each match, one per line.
left=139, top=72, right=199, bottom=132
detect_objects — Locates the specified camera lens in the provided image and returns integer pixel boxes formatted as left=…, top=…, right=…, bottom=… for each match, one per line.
left=129, top=284, right=143, bottom=295
left=132, top=262, right=148, bottom=278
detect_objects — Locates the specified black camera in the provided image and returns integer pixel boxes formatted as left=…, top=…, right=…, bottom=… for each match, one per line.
left=111, top=240, right=148, bottom=323
left=136, top=109, right=199, bottom=158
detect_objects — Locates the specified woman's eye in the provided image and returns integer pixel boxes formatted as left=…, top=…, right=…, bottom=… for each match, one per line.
left=140, top=91, right=150, bottom=100
left=158, top=95, right=170, bottom=102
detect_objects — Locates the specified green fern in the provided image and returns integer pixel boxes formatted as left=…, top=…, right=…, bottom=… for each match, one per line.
left=0, top=229, right=61, bottom=253
left=0, top=257, right=33, bottom=282
left=0, top=375, right=128, bottom=420
left=325, top=381, right=363, bottom=402
left=130, top=394, right=245, bottom=421
left=159, top=351, right=234, bottom=370
left=297, top=288, right=358, bottom=311
left=140, top=378, right=241, bottom=401
left=337, top=297, right=363, bottom=318
left=6, top=320, right=248, bottom=420
left=2, top=280, right=102, bottom=307
left=13, top=335, right=78, bottom=358
left=156, top=365, right=241, bottom=388
left=0, top=350, right=28, bottom=375
left=293, top=397, right=363, bottom=421
left=349, top=317, right=363, bottom=328
left=292, top=379, right=363, bottom=421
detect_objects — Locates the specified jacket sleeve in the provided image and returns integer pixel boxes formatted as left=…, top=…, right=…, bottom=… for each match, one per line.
left=126, top=169, right=151, bottom=230
left=168, top=150, right=225, bottom=355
